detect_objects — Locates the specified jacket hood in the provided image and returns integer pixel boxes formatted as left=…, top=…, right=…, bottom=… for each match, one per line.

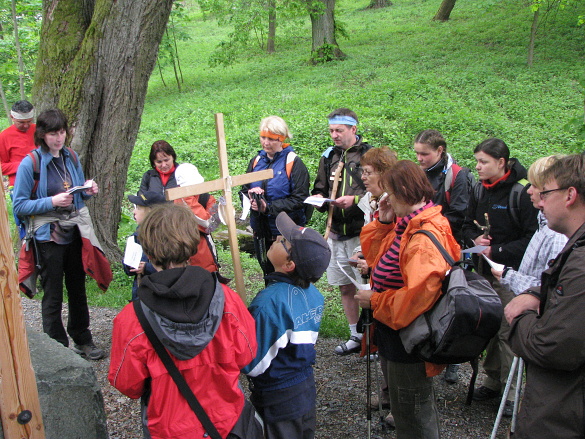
left=505, top=158, right=528, bottom=184
left=137, top=266, right=224, bottom=360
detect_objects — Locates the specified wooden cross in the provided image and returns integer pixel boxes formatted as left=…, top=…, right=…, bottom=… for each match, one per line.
left=166, top=113, right=273, bottom=300
left=0, top=184, right=45, bottom=438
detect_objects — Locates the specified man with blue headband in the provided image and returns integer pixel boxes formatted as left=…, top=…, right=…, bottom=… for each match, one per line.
left=312, top=108, right=373, bottom=355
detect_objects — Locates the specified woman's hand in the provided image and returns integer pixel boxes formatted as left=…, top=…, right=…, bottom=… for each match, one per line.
left=377, top=193, right=395, bottom=223
left=331, top=195, right=354, bottom=209
left=52, top=192, right=73, bottom=207
left=248, top=188, right=266, bottom=212
left=130, top=261, right=146, bottom=275
left=355, top=289, right=374, bottom=309
left=84, top=179, right=99, bottom=196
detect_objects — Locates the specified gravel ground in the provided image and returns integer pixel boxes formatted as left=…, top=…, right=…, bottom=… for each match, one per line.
left=21, top=298, right=514, bottom=439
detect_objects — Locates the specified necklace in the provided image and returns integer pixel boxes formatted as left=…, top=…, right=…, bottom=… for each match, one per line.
left=51, top=155, right=71, bottom=191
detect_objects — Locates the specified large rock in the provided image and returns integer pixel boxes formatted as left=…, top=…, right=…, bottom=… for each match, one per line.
left=5, top=328, right=109, bottom=439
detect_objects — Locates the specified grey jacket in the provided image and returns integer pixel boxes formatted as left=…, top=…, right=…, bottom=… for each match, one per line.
left=508, top=221, right=585, bottom=439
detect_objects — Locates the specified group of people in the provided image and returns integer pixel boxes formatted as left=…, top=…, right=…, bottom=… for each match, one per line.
left=2, top=100, right=585, bottom=439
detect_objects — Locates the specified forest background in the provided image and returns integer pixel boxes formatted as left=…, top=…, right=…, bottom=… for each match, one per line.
left=1, top=0, right=584, bottom=338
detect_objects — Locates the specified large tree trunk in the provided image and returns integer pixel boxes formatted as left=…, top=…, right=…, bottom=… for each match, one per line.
left=366, top=0, right=391, bottom=9
left=433, top=0, right=457, bottom=21
left=527, top=8, right=539, bottom=67
left=32, top=0, right=174, bottom=261
left=307, top=0, right=346, bottom=63
left=267, top=0, right=276, bottom=53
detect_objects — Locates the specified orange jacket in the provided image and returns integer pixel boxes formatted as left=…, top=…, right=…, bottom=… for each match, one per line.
left=361, top=205, right=460, bottom=376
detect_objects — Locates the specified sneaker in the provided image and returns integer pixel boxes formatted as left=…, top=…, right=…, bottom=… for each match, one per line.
left=472, top=385, right=501, bottom=401
left=503, top=400, right=514, bottom=417
left=368, top=390, right=390, bottom=410
left=444, top=364, right=459, bottom=384
left=384, top=412, right=396, bottom=429
left=334, top=335, right=362, bottom=356
left=72, top=342, right=105, bottom=361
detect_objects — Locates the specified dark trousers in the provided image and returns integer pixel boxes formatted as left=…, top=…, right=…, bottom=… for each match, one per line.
left=37, top=237, right=92, bottom=347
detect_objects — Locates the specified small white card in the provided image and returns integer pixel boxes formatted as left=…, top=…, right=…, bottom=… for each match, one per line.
left=481, top=254, right=505, bottom=272
left=123, top=235, right=143, bottom=269
left=304, top=196, right=335, bottom=207
left=337, top=261, right=371, bottom=290
left=461, top=245, right=488, bottom=254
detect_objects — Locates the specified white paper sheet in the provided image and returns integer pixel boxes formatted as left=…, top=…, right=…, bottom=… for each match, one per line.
left=123, top=235, right=143, bottom=269
left=304, top=196, right=335, bottom=207
left=461, top=245, right=488, bottom=254
left=337, top=261, right=371, bottom=290
left=240, top=194, right=251, bottom=220
left=481, top=254, right=505, bottom=272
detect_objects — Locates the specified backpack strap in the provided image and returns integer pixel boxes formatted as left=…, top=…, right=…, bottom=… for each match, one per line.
left=443, top=164, right=461, bottom=205
left=412, top=230, right=456, bottom=266
left=508, top=178, right=529, bottom=228
left=285, top=151, right=296, bottom=178
left=27, top=150, right=42, bottom=199
left=133, top=299, right=222, bottom=439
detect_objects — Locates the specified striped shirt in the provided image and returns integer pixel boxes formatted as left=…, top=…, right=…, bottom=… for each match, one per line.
left=371, top=202, right=434, bottom=292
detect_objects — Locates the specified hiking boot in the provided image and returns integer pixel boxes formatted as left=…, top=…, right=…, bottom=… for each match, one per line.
left=444, top=364, right=459, bottom=384
left=472, top=385, right=500, bottom=401
left=334, top=335, right=362, bottom=356
left=72, top=342, right=105, bottom=361
left=369, top=390, right=390, bottom=410
left=503, top=400, right=514, bottom=417
left=384, top=412, right=396, bottom=429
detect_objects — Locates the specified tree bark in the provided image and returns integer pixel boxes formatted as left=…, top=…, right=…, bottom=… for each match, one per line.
left=366, top=0, right=391, bottom=9
left=32, top=0, right=174, bottom=261
left=307, top=0, right=346, bottom=63
left=267, top=0, right=276, bottom=53
left=433, top=0, right=457, bottom=21
left=527, top=8, right=539, bottom=67
left=10, top=0, right=26, bottom=99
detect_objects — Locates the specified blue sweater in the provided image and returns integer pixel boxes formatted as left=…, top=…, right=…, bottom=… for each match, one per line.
left=243, top=273, right=324, bottom=392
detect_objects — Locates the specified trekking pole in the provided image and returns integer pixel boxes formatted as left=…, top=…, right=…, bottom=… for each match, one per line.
left=511, top=357, right=524, bottom=435
left=364, top=308, right=372, bottom=439
left=490, top=356, right=519, bottom=439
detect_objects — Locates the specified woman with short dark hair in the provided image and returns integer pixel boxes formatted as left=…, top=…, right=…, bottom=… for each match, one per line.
left=355, top=160, right=460, bottom=438
left=139, top=140, right=179, bottom=194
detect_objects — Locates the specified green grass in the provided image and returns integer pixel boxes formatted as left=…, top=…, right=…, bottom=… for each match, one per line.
left=36, top=0, right=585, bottom=338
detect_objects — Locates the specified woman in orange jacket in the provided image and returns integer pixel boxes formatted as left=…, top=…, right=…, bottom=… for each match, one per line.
left=355, top=160, right=460, bottom=439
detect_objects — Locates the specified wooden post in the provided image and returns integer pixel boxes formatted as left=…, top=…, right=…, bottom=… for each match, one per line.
left=0, top=184, right=45, bottom=438
left=324, top=162, right=344, bottom=240
left=165, top=113, right=274, bottom=300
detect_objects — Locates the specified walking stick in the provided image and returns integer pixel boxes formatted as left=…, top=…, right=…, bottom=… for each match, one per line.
left=491, top=356, right=523, bottom=439
left=324, top=162, right=344, bottom=240
left=365, top=308, right=372, bottom=439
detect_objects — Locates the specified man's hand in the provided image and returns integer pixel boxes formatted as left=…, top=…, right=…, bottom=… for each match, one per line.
left=331, top=195, right=355, bottom=209
left=355, top=289, right=374, bottom=309
left=505, top=294, right=540, bottom=325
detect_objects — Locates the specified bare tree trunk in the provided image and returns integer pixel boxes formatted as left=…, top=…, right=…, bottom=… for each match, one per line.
left=527, top=8, right=539, bottom=67
left=366, top=0, right=391, bottom=9
left=307, top=0, right=346, bottom=63
left=433, top=0, right=457, bottom=21
left=267, top=0, right=276, bottom=53
left=0, top=79, right=9, bottom=124
left=10, top=0, right=25, bottom=99
left=33, top=0, right=174, bottom=261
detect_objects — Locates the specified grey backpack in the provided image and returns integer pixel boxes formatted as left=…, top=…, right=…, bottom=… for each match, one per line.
left=400, top=230, right=503, bottom=365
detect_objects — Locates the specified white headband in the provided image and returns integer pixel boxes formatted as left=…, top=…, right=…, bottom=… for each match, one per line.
left=11, top=110, right=34, bottom=120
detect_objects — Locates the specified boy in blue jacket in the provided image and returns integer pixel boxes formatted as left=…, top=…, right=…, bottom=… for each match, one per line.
left=243, top=211, right=331, bottom=439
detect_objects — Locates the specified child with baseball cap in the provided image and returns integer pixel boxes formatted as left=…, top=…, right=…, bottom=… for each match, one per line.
left=243, top=212, right=331, bottom=439
left=123, top=190, right=166, bottom=300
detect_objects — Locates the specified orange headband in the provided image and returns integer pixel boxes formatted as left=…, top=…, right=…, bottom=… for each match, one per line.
left=260, top=130, right=286, bottom=142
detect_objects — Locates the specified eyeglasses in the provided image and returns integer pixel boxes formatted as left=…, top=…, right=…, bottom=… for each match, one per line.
left=539, top=187, right=568, bottom=200
left=361, top=170, right=380, bottom=177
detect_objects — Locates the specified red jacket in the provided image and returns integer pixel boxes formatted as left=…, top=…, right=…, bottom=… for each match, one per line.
left=0, top=123, right=36, bottom=186
left=109, top=283, right=257, bottom=439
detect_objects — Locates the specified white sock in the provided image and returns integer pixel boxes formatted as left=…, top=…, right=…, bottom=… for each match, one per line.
left=349, top=324, right=362, bottom=339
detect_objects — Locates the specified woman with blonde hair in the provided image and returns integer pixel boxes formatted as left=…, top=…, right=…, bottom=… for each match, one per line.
left=242, top=116, right=310, bottom=276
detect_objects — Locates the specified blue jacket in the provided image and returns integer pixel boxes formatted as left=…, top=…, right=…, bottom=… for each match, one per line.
left=243, top=273, right=324, bottom=392
left=244, top=146, right=310, bottom=236
left=13, top=146, right=91, bottom=242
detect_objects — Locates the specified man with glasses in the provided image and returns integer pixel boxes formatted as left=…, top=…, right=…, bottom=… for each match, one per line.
left=0, top=100, right=36, bottom=187
left=505, top=153, right=585, bottom=438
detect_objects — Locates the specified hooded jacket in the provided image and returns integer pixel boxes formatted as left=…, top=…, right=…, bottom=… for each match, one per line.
left=139, top=168, right=178, bottom=195
left=312, top=136, right=372, bottom=238
left=508, top=222, right=585, bottom=438
left=461, top=158, right=538, bottom=269
left=109, top=266, right=257, bottom=439
left=361, top=205, right=460, bottom=377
